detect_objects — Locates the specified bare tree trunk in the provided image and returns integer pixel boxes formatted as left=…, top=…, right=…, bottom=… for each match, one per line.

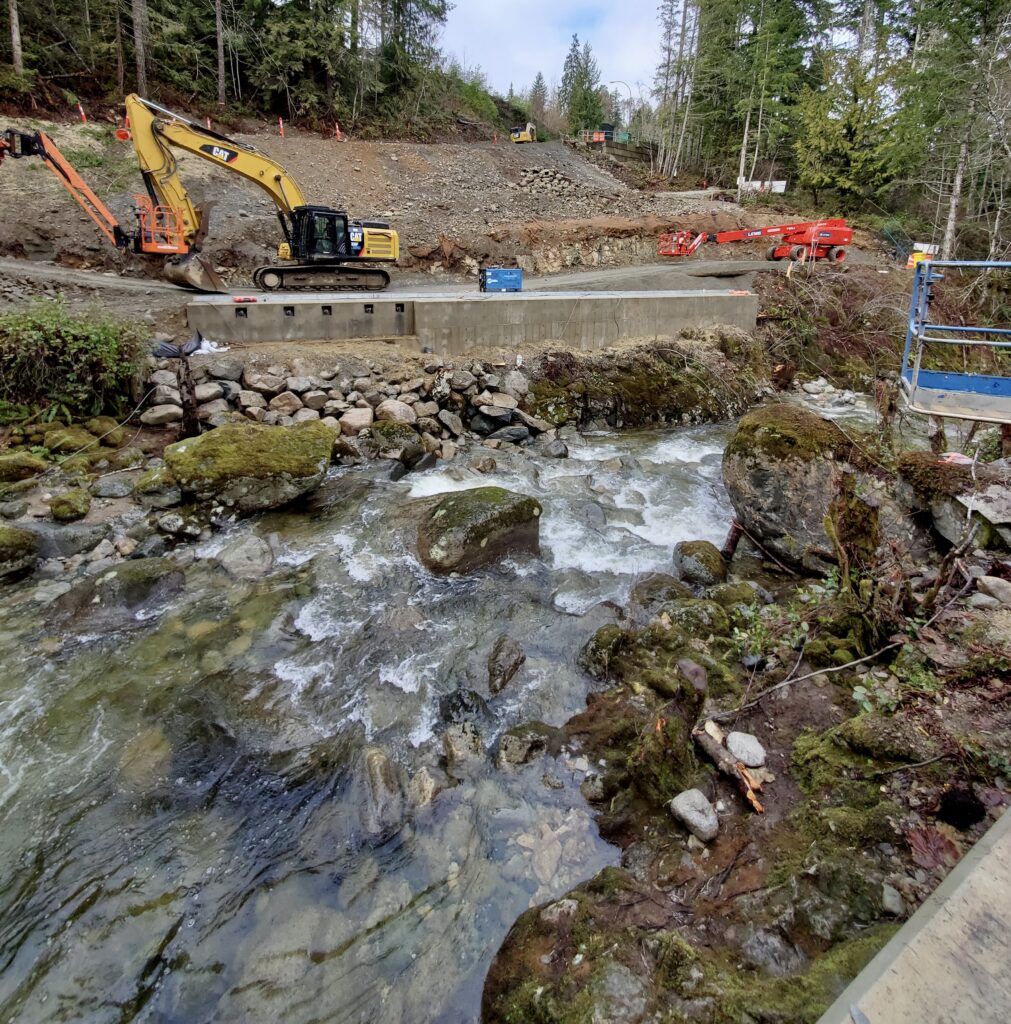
left=350, top=0, right=359, bottom=52
left=736, top=104, right=752, bottom=201
left=214, top=0, right=226, bottom=106
left=941, top=97, right=976, bottom=260
left=115, top=10, right=124, bottom=95
left=131, top=0, right=149, bottom=97
left=8, top=0, right=23, bottom=74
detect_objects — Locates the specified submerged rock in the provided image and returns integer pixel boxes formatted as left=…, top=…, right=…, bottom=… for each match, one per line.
left=164, top=421, right=336, bottom=512
left=416, top=486, right=542, bottom=573
left=216, top=533, right=275, bottom=579
left=55, top=557, right=185, bottom=621
left=0, top=524, right=38, bottom=580
left=358, top=747, right=405, bottom=838
left=443, top=722, right=484, bottom=769
left=22, top=521, right=109, bottom=557
left=134, top=466, right=183, bottom=508
left=673, top=539, right=727, bottom=586
left=497, top=722, right=559, bottom=769
left=487, top=634, right=525, bottom=694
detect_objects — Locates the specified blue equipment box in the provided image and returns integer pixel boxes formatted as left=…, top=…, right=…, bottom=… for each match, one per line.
left=480, top=267, right=523, bottom=292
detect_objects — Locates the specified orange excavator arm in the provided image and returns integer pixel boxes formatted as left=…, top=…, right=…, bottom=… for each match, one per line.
left=1, top=129, right=132, bottom=250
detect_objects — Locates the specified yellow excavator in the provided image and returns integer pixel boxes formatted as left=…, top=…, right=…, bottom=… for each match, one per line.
left=0, top=94, right=399, bottom=292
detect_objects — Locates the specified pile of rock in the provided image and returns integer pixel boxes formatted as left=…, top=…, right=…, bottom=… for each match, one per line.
left=515, top=166, right=583, bottom=198
left=797, top=376, right=857, bottom=408
left=139, top=355, right=566, bottom=460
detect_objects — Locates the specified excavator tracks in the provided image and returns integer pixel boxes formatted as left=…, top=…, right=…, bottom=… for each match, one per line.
left=252, top=265, right=391, bottom=292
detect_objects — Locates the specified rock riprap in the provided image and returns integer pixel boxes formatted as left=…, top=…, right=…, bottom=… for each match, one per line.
left=416, top=486, right=542, bottom=573
left=164, top=421, right=336, bottom=512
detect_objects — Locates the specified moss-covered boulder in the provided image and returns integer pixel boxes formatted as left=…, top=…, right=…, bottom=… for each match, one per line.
left=0, top=451, right=49, bottom=483
left=164, top=421, right=337, bottom=512
left=0, top=524, right=38, bottom=580
left=660, top=598, right=730, bottom=637
left=134, top=465, right=182, bottom=509
left=43, top=425, right=98, bottom=454
left=49, top=488, right=91, bottom=522
left=722, top=404, right=867, bottom=571
left=416, top=486, right=541, bottom=573
left=672, top=539, right=727, bottom=586
left=84, top=416, right=131, bottom=448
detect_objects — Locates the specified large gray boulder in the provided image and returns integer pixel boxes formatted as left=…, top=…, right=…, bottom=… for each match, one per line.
left=416, top=486, right=542, bottom=573
left=721, top=404, right=860, bottom=571
left=164, top=421, right=336, bottom=512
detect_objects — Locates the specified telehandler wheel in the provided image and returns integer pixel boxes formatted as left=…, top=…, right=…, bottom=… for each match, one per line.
left=827, top=246, right=847, bottom=263
left=790, top=244, right=809, bottom=261
left=766, top=245, right=780, bottom=261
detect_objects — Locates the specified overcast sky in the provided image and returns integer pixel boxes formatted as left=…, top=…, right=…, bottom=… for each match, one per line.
left=438, top=1, right=661, bottom=103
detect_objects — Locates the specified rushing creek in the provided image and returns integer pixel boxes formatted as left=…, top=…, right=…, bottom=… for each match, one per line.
left=0, top=405, right=869, bottom=1023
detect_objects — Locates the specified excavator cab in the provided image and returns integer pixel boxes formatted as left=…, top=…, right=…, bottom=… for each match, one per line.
left=293, top=206, right=350, bottom=260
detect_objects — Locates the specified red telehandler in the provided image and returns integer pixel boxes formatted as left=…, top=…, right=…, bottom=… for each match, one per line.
left=658, top=218, right=852, bottom=263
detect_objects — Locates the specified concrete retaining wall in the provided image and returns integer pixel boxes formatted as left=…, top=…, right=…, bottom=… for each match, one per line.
left=186, top=289, right=758, bottom=355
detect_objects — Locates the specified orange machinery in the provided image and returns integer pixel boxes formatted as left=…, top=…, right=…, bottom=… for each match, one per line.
left=659, top=218, right=852, bottom=263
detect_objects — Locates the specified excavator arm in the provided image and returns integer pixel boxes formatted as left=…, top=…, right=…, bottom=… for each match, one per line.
left=123, top=94, right=308, bottom=247
left=0, top=128, right=132, bottom=250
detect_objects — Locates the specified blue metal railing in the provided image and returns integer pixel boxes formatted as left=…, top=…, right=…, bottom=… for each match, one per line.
left=901, top=260, right=1011, bottom=416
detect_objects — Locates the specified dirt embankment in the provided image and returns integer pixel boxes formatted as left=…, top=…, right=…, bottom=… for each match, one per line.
left=0, top=122, right=775, bottom=290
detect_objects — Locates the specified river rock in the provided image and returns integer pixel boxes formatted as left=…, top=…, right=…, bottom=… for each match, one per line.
left=438, top=409, right=464, bottom=436
left=90, top=474, right=136, bottom=498
left=439, top=688, right=489, bottom=725
left=977, top=575, right=1011, bottom=607
left=302, top=390, right=328, bottom=410
left=0, top=525, right=38, bottom=580
left=496, top=722, right=557, bottom=769
left=238, top=390, right=267, bottom=410
left=164, top=421, right=336, bottom=512
left=152, top=384, right=183, bottom=406
left=376, top=399, right=417, bottom=425
left=416, top=486, right=542, bottom=573
left=22, top=521, right=109, bottom=557
left=672, top=540, right=727, bottom=586
left=149, top=369, right=178, bottom=387
left=0, top=452, right=48, bottom=482
left=49, top=488, right=91, bottom=522
left=721, top=404, right=861, bottom=571
left=538, top=438, right=569, bottom=459
left=443, top=722, right=483, bottom=768
left=670, top=788, right=719, bottom=842
left=488, top=425, right=530, bottom=444
left=194, top=382, right=224, bottom=403
left=269, top=391, right=303, bottom=415
left=216, top=533, right=275, bottom=578
left=55, top=557, right=185, bottom=621
left=586, top=962, right=650, bottom=1024
left=141, top=404, right=183, bottom=426
left=407, top=765, right=449, bottom=807
left=205, top=356, right=244, bottom=381
left=358, top=747, right=405, bottom=838
left=134, top=466, right=182, bottom=508
left=488, top=634, right=525, bottom=693
left=726, top=731, right=767, bottom=767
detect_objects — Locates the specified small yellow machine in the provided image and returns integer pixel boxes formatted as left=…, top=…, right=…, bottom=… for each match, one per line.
left=509, top=122, right=537, bottom=143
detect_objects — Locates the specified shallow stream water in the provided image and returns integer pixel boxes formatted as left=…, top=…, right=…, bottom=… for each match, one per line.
left=0, top=421, right=775, bottom=1023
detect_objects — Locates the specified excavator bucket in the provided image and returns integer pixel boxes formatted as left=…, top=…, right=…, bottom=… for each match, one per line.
left=162, top=253, right=227, bottom=293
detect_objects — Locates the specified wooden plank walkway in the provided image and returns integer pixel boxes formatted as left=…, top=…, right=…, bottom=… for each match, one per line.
left=819, top=809, right=1011, bottom=1024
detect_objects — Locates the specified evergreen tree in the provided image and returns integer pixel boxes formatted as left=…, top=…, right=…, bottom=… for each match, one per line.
left=529, top=71, right=547, bottom=123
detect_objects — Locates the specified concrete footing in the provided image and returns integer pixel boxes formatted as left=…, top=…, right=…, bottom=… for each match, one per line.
left=186, top=288, right=758, bottom=354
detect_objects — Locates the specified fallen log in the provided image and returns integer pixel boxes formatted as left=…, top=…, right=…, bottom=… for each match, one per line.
left=692, top=722, right=765, bottom=813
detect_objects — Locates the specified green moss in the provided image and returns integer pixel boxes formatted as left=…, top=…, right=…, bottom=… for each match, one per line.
left=655, top=931, right=698, bottom=989
left=578, top=624, right=626, bottom=678
left=43, top=425, right=98, bottom=454
left=84, top=416, right=130, bottom=447
left=417, top=486, right=542, bottom=573
left=527, top=379, right=579, bottom=427
left=708, top=581, right=760, bottom=609
left=370, top=420, right=419, bottom=448
left=0, top=451, right=49, bottom=482
left=836, top=712, right=941, bottom=763
left=896, top=451, right=978, bottom=501
left=49, top=488, right=90, bottom=522
left=813, top=801, right=900, bottom=846
left=0, top=524, right=38, bottom=577
left=166, top=422, right=335, bottom=483
left=136, top=465, right=176, bottom=493
left=673, top=539, right=727, bottom=586
left=702, top=926, right=898, bottom=1023
left=792, top=727, right=880, bottom=794
left=627, top=712, right=699, bottom=806
left=659, top=599, right=730, bottom=637
left=724, top=403, right=855, bottom=465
